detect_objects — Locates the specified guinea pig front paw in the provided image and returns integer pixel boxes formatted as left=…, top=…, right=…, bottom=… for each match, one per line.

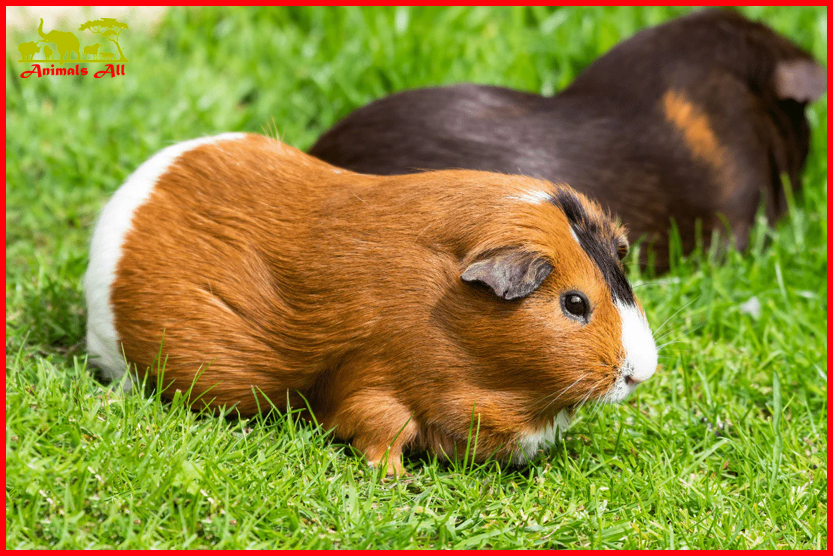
left=366, top=454, right=406, bottom=478
left=351, top=425, right=414, bottom=478
left=330, top=388, right=418, bottom=478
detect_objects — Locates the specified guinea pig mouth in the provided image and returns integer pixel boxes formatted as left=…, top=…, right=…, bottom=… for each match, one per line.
left=603, top=371, right=642, bottom=404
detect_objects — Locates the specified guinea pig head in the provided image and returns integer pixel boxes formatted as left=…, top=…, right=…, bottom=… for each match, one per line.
left=442, top=186, right=657, bottom=425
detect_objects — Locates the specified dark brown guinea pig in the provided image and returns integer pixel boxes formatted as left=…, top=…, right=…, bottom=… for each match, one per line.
left=309, top=8, right=827, bottom=271
left=84, top=133, right=658, bottom=475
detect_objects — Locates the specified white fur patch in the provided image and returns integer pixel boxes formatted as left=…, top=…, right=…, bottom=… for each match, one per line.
left=510, top=189, right=553, bottom=204
left=515, top=409, right=571, bottom=463
left=605, top=302, right=658, bottom=403
left=84, top=133, right=247, bottom=389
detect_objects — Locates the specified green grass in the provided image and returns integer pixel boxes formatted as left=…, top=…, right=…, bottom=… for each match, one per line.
left=5, top=6, right=827, bottom=549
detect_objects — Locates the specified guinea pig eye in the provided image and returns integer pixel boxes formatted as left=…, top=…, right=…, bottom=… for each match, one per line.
left=561, top=291, right=590, bottom=323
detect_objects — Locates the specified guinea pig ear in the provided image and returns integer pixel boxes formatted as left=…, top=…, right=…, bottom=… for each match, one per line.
left=774, top=59, right=827, bottom=102
left=616, top=236, right=630, bottom=261
left=461, top=250, right=553, bottom=301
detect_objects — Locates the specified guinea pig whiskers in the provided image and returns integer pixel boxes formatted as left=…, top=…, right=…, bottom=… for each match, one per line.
left=657, top=353, right=690, bottom=360
left=652, top=296, right=701, bottom=335
left=631, top=277, right=682, bottom=289
left=654, top=319, right=703, bottom=342
left=535, top=374, right=588, bottom=418
left=582, top=388, right=607, bottom=422
left=588, top=394, right=610, bottom=422
left=576, top=389, right=598, bottom=420
left=654, top=331, right=683, bottom=349
left=656, top=339, right=691, bottom=350
left=654, top=323, right=706, bottom=355
left=573, top=384, right=599, bottom=415
left=654, top=324, right=683, bottom=341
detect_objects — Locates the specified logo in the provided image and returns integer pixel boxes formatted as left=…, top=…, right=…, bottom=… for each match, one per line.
left=18, top=17, right=129, bottom=78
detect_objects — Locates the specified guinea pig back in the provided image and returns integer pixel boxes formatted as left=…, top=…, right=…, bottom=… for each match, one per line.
left=309, top=9, right=826, bottom=271
left=85, top=133, right=658, bottom=474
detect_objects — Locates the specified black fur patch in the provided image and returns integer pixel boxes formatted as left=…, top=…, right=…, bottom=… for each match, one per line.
left=551, top=190, right=635, bottom=306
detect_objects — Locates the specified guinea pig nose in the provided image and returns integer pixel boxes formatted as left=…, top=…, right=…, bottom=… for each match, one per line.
left=625, top=374, right=645, bottom=386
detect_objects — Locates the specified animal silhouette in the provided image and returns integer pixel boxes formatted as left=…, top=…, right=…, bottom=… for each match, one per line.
left=18, top=41, right=41, bottom=61
left=100, top=52, right=115, bottom=61
left=43, top=45, right=54, bottom=60
left=79, top=18, right=130, bottom=63
left=37, top=18, right=80, bottom=64
left=83, top=43, right=101, bottom=60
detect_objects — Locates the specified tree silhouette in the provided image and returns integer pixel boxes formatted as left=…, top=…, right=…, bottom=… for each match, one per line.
left=79, top=18, right=129, bottom=62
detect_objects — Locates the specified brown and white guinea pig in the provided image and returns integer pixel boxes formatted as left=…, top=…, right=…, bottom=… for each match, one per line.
left=309, top=9, right=827, bottom=271
left=85, top=133, right=658, bottom=474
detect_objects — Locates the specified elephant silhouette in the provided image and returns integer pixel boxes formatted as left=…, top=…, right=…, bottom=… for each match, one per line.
left=37, top=18, right=80, bottom=64
left=18, top=41, right=41, bottom=61
left=83, top=43, right=101, bottom=60
left=43, top=45, right=54, bottom=60
left=101, top=52, right=115, bottom=61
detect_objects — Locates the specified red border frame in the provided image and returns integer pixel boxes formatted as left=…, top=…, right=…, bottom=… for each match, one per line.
left=3, top=3, right=830, bottom=553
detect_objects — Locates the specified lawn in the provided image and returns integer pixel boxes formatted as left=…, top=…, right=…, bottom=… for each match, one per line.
left=5, top=6, right=827, bottom=549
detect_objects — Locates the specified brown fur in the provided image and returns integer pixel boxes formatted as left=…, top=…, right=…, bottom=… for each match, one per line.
left=661, top=89, right=737, bottom=204
left=662, top=89, right=725, bottom=169
left=111, top=133, right=634, bottom=473
left=309, top=9, right=826, bottom=270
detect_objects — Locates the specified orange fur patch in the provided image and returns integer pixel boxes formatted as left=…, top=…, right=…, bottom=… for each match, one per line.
left=106, top=134, right=636, bottom=468
left=662, top=89, right=725, bottom=170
